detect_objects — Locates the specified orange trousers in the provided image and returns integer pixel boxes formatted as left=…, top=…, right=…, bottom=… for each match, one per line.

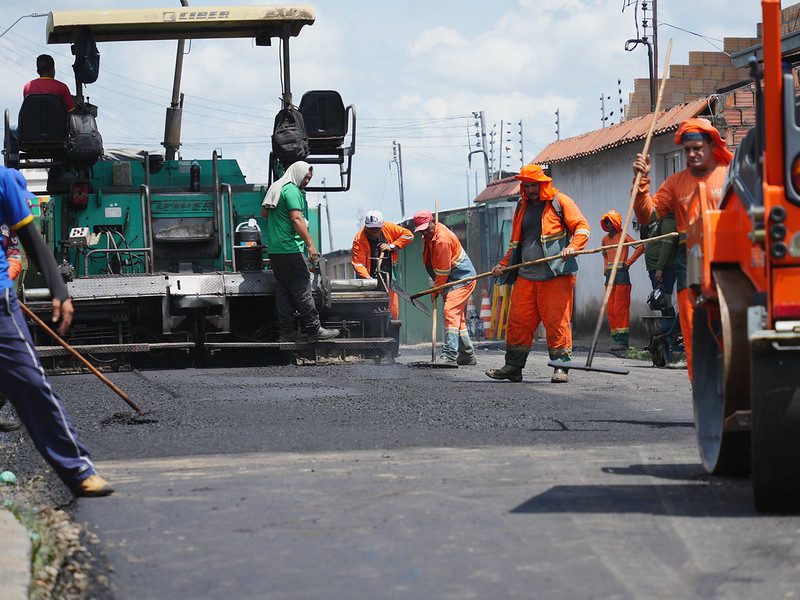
left=607, top=284, right=631, bottom=343
left=677, top=288, right=694, bottom=380
left=443, top=281, right=476, bottom=358
left=506, top=275, right=575, bottom=359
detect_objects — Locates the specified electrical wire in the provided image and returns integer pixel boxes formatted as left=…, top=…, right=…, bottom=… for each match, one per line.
left=657, top=22, right=727, bottom=54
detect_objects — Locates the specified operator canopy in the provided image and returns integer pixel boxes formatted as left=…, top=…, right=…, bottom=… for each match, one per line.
left=46, top=5, right=315, bottom=43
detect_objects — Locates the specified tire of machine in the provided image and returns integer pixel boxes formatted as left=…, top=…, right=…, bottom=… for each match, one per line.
left=692, top=269, right=755, bottom=476
left=751, top=337, right=800, bottom=513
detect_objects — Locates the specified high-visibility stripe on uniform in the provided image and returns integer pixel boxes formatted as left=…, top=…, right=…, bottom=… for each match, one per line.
left=541, top=230, right=567, bottom=243
left=11, top=214, right=33, bottom=231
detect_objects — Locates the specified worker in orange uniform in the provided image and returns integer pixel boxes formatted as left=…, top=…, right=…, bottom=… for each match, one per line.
left=351, top=210, right=414, bottom=319
left=413, top=210, right=477, bottom=366
left=600, top=209, right=644, bottom=350
left=485, top=164, right=590, bottom=383
left=632, top=117, right=733, bottom=380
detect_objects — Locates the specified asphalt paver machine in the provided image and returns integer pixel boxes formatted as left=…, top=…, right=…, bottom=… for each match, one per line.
left=3, top=6, right=399, bottom=365
left=688, top=0, right=800, bottom=512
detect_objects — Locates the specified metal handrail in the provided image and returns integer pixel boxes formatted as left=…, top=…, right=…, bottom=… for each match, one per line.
left=140, top=183, right=154, bottom=272
left=222, top=183, right=236, bottom=271
left=212, top=151, right=223, bottom=268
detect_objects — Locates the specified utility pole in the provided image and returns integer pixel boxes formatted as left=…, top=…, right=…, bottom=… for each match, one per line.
left=652, top=0, right=658, bottom=94
left=469, top=110, right=490, bottom=187
left=320, top=178, right=333, bottom=253
left=600, top=93, right=614, bottom=127
left=624, top=0, right=655, bottom=114
left=498, top=120, right=504, bottom=176
left=555, top=109, right=560, bottom=140
left=489, top=126, right=496, bottom=180
left=391, top=141, right=406, bottom=219
left=518, top=120, right=524, bottom=168
left=618, top=78, right=624, bottom=122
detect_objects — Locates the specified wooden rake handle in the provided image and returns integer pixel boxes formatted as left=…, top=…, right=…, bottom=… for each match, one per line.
left=410, top=232, right=678, bottom=300
left=19, top=301, right=141, bottom=414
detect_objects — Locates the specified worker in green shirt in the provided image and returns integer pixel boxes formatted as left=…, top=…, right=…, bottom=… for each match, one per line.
left=642, top=213, right=678, bottom=318
left=261, top=161, right=339, bottom=342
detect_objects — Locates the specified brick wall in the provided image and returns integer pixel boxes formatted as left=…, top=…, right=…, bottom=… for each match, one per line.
left=625, top=3, right=800, bottom=119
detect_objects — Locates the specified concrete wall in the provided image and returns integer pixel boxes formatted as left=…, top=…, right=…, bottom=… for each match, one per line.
left=549, top=132, right=682, bottom=341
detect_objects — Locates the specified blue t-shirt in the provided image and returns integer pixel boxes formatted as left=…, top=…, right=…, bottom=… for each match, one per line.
left=0, top=167, right=34, bottom=290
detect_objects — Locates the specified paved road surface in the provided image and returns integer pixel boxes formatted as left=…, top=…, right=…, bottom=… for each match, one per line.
left=6, top=347, right=800, bottom=599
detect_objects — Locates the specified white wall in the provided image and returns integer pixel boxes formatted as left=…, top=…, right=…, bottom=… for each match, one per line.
left=550, top=133, right=683, bottom=340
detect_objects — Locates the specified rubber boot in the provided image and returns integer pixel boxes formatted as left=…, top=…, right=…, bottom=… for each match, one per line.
left=550, top=355, right=570, bottom=383
left=485, top=345, right=528, bottom=382
left=457, top=336, right=476, bottom=365
left=610, top=332, right=629, bottom=351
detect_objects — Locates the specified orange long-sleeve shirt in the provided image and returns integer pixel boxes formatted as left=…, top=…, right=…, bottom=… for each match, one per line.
left=423, top=222, right=473, bottom=288
left=633, top=166, right=728, bottom=233
left=601, top=233, right=644, bottom=272
left=351, top=221, right=413, bottom=279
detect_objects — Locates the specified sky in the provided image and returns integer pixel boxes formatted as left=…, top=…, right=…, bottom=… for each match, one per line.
left=0, top=0, right=764, bottom=252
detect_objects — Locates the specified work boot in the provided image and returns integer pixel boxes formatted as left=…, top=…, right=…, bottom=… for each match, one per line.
left=0, top=398, right=20, bottom=433
left=439, top=354, right=458, bottom=366
left=73, top=474, right=114, bottom=498
left=279, top=330, right=300, bottom=343
left=457, top=352, right=477, bottom=366
left=486, top=344, right=529, bottom=382
left=307, top=327, right=340, bottom=341
left=551, top=367, right=569, bottom=383
left=485, top=364, right=522, bottom=382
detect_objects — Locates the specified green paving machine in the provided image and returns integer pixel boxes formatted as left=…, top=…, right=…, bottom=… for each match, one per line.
left=3, top=6, right=398, bottom=365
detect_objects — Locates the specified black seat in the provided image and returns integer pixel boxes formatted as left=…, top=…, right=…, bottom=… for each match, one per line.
left=299, top=90, right=347, bottom=151
left=18, top=94, right=68, bottom=151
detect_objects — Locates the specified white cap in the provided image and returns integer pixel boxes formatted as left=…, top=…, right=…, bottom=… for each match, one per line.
left=364, top=210, right=384, bottom=228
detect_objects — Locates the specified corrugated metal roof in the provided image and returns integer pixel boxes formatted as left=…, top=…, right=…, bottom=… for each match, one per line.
left=533, top=97, right=713, bottom=164
left=473, top=176, right=519, bottom=204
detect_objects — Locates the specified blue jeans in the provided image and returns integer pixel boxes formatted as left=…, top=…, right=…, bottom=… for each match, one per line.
left=0, top=288, right=96, bottom=487
left=647, top=266, right=677, bottom=318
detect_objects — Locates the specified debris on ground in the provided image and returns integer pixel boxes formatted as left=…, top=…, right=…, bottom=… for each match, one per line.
left=2, top=475, right=112, bottom=600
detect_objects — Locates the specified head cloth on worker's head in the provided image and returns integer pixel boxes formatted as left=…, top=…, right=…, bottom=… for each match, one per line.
left=600, top=210, right=622, bottom=233
left=515, top=164, right=558, bottom=201
left=674, top=118, right=733, bottom=166
left=261, top=161, right=312, bottom=209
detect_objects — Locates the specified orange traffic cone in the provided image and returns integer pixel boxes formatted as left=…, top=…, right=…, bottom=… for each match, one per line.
left=480, top=288, right=492, bottom=338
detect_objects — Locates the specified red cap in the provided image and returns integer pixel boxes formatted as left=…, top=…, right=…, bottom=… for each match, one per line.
left=412, top=210, right=434, bottom=232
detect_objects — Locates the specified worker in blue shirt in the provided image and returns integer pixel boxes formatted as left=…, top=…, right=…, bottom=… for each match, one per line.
left=0, top=166, right=113, bottom=497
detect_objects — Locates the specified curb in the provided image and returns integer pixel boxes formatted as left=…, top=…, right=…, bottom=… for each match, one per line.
left=0, top=508, right=31, bottom=600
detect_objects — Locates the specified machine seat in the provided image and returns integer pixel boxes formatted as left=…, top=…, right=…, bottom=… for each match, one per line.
left=17, top=94, right=68, bottom=152
left=299, top=90, right=347, bottom=152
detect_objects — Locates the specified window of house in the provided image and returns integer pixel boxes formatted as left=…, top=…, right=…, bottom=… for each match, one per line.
left=662, top=150, right=683, bottom=180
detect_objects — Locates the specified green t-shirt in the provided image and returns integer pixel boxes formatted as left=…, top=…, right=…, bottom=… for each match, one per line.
left=266, top=182, right=308, bottom=255
left=642, top=213, right=678, bottom=270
